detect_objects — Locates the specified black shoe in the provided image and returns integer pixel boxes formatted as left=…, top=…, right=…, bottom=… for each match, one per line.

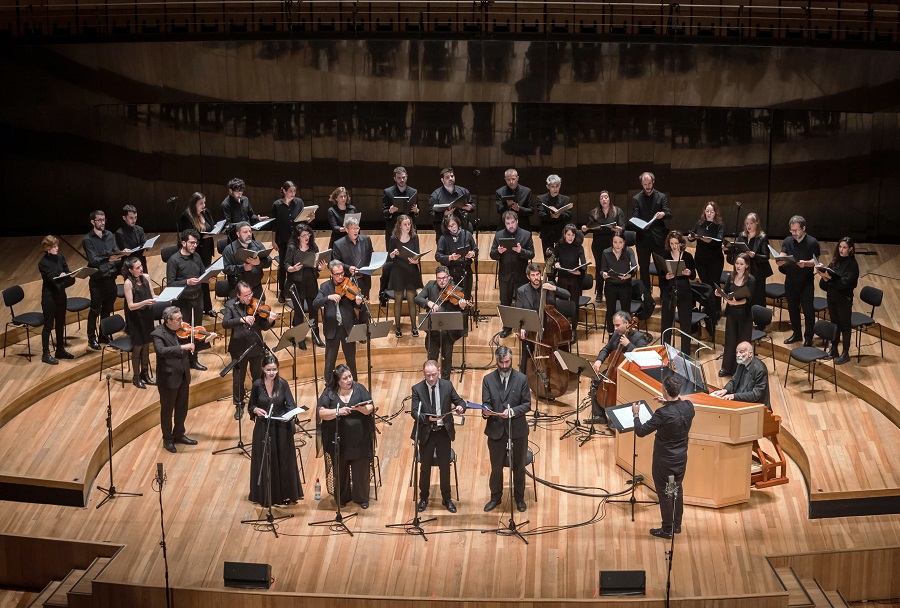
left=498, top=328, right=511, bottom=339
left=484, top=499, right=500, bottom=512
left=395, top=330, right=402, bottom=338
left=190, top=361, right=207, bottom=371
left=42, top=353, right=59, bottom=365
left=650, top=527, right=673, bottom=539
left=803, top=339, right=813, bottom=347
left=278, top=295, right=286, bottom=304
left=359, top=339, right=367, bottom=345
left=132, top=377, right=146, bottom=389
left=674, top=524, right=682, bottom=534
left=234, top=404, right=244, bottom=420
left=783, top=335, right=802, bottom=345
left=174, top=435, right=198, bottom=445
left=718, top=369, right=731, bottom=377
left=55, top=349, right=74, bottom=360
left=203, top=310, right=216, bottom=318
left=835, top=353, right=851, bottom=365
left=298, top=339, right=307, bottom=351
left=595, top=294, right=602, bottom=303
left=417, top=498, right=428, bottom=512
left=516, top=500, right=527, bottom=513
left=411, top=328, right=419, bottom=337
left=141, top=373, right=156, bottom=386
left=163, top=441, right=176, bottom=454
left=88, top=338, right=101, bottom=351
left=443, top=499, right=457, bottom=513
left=359, top=501, right=369, bottom=509
left=824, top=350, right=836, bottom=360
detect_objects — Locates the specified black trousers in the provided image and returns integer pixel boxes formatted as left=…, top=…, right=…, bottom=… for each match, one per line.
left=418, top=426, right=452, bottom=501
left=487, top=432, right=528, bottom=502
left=750, top=275, right=767, bottom=311
left=785, top=279, right=815, bottom=342
left=661, top=282, right=694, bottom=354
left=276, top=240, right=288, bottom=297
left=424, top=330, right=461, bottom=379
left=41, top=292, right=66, bottom=353
left=338, top=456, right=371, bottom=504
left=324, top=328, right=357, bottom=382
left=591, top=239, right=606, bottom=296
left=827, top=291, right=853, bottom=354
left=721, top=306, right=753, bottom=374
left=158, top=381, right=189, bottom=442
left=232, top=354, right=262, bottom=405
left=604, top=281, right=632, bottom=332
left=87, top=277, right=117, bottom=339
left=635, top=240, right=661, bottom=295
left=653, top=457, right=685, bottom=533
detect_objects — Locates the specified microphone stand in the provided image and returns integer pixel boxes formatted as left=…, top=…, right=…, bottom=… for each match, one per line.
left=286, top=284, right=318, bottom=436
left=213, top=343, right=255, bottom=458
left=608, top=401, right=658, bottom=520
left=483, top=409, right=528, bottom=544
left=309, top=398, right=356, bottom=536
left=96, top=374, right=143, bottom=509
left=153, top=463, right=173, bottom=608
left=242, top=401, right=293, bottom=537
left=664, top=477, right=678, bottom=608
left=385, top=393, right=434, bottom=540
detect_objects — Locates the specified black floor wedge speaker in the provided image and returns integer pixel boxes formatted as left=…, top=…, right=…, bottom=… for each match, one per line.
left=599, top=570, right=646, bottom=596
left=224, top=561, right=272, bottom=589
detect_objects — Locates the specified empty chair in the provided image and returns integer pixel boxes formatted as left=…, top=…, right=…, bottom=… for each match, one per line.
left=765, top=283, right=786, bottom=323
left=783, top=319, right=837, bottom=396
left=850, top=286, right=884, bottom=362
left=813, top=296, right=828, bottom=320
left=2, top=285, right=44, bottom=361
left=577, top=273, right=598, bottom=340
left=66, top=296, right=91, bottom=329
left=98, top=314, right=133, bottom=387
left=750, top=305, right=776, bottom=371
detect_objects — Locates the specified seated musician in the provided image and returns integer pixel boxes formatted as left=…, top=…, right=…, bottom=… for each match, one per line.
left=710, top=341, right=770, bottom=410
left=415, top=265, right=469, bottom=380
left=589, top=310, right=648, bottom=424
left=515, top=262, right=570, bottom=374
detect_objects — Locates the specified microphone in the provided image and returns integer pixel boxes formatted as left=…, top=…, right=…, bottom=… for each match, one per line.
left=156, top=462, right=165, bottom=485
left=268, top=400, right=275, bottom=420
left=734, top=200, right=743, bottom=207
left=106, top=373, right=111, bottom=380
left=665, top=475, right=676, bottom=496
left=167, top=196, right=179, bottom=204
left=473, top=169, right=481, bottom=175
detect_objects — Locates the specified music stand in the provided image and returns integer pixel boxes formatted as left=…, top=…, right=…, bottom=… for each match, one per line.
left=606, top=400, right=659, bottom=521
left=554, top=349, right=607, bottom=445
left=498, top=305, right=548, bottom=428
left=274, top=324, right=314, bottom=438
left=347, top=320, right=394, bottom=392
left=213, top=344, right=255, bottom=459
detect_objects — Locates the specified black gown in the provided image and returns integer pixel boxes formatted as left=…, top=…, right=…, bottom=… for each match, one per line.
left=388, top=234, right=424, bottom=291
left=124, top=278, right=154, bottom=346
left=317, top=383, right=376, bottom=504
left=248, top=377, right=303, bottom=506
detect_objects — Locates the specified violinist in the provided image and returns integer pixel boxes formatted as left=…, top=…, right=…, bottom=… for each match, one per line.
left=165, top=229, right=208, bottom=371
left=516, top=262, right=571, bottom=373
left=312, top=260, right=363, bottom=382
left=223, top=222, right=271, bottom=297
left=589, top=311, right=647, bottom=424
left=152, top=306, right=208, bottom=453
left=415, top=266, right=469, bottom=380
left=223, top=281, right=279, bottom=420
left=332, top=217, right=374, bottom=323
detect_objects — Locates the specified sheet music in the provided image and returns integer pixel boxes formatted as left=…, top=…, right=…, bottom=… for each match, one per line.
left=197, top=257, right=224, bottom=282
left=357, top=252, right=388, bottom=275
left=156, top=286, right=185, bottom=302
left=252, top=218, right=275, bottom=231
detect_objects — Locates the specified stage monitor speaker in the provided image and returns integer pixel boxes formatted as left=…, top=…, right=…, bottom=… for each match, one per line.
left=599, top=570, right=646, bottom=596
left=224, top=561, right=272, bottom=589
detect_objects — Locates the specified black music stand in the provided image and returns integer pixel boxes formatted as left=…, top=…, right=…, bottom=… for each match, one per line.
left=606, top=400, right=659, bottom=521
left=554, top=349, right=608, bottom=445
left=274, top=324, right=314, bottom=438
left=498, top=305, right=547, bottom=428
left=347, top=320, right=393, bottom=393
left=96, top=374, right=143, bottom=509
left=309, top=406, right=356, bottom=536
left=213, top=344, right=254, bottom=459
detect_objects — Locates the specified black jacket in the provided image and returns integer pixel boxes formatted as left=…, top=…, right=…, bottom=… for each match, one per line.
left=481, top=369, right=531, bottom=441
left=410, top=378, right=467, bottom=443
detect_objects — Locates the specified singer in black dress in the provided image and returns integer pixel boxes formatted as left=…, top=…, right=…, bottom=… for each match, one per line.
left=327, top=187, right=358, bottom=249
left=248, top=356, right=303, bottom=506
left=283, top=222, right=322, bottom=337
left=387, top=215, right=424, bottom=337
left=658, top=231, right=697, bottom=355
left=582, top=191, right=626, bottom=302
left=731, top=212, right=772, bottom=311
left=719, top=253, right=756, bottom=376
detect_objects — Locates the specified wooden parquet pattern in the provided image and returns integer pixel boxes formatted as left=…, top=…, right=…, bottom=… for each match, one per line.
left=1, top=231, right=899, bottom=605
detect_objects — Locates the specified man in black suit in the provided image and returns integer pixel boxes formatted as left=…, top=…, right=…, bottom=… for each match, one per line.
left=220, top=177, right=268, bottom=241
left=536, top=174, right=572, bottom=247
left=516, top=262, right=571, bottom=373
left=633, top=374, right=695, bottom=539
left=631, top=171, right=671, bottom=294
left=481, top=345, right=532, bottom=513
left=83, top=210, right=125, bottom=350
left=428, top=167, right=475, bottom=235
left=382, top=166, right=419, bottom=241
left=495, top=168, right=534, bottom=231
left=332, top=217, right=374, bottom=321
left=589, top=310, right=648, bottom=424
left=415, top=265, right=469, bottom=380
left=114, top=204, right=148, bottom=271
left=490, top=210, right=535, bottom=338
left=313, top=260, right=364, bottom=381
left=222, top=222, right=272, bottom=297
left=222, top=281, right=278, bottom=420
left=410, top=360, right=467, bottom=513
left=710, top=341, right=771, bottom=410
left=151, top=306, right=201, bottom=453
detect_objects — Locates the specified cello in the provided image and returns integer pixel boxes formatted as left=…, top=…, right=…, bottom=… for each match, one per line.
left=591, top=314, right=639, bottom=411
left=524, top=249, right=578, bottom=400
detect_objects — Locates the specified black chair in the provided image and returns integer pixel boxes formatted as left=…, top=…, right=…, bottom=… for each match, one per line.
left=212, top=279, right=232, bottom=348
left=782, top=319, right=837, bottom=396
left=2, top=285, right=44, bottom=361
left=750, top=305, right=776, bottom=371
left=160, top=244, right=178, bottom=263
left=66, top=296, right=91, bottom=330
left=377, top=289, right=396, bottom=322
left=407, top=446, right=460, bottom=501
left=98, top=314, right=133, bottom=387
left=813, top=296, right=829, bottom=320
left=577, top=273, right=598, bottom=339
left=850, top=286, right=884, bottom=362
left=370, top=453, right=382, bottom=500
left=216, top=238, right=229, bottom=255
left=690, top=282, right=716, bottom=350
left=765, top=283, right=786, bottom=324
left=502, top=447, right=537, bottom=502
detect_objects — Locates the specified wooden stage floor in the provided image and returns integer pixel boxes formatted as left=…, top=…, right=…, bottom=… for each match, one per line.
left=1, top=232, right=899, bottom=605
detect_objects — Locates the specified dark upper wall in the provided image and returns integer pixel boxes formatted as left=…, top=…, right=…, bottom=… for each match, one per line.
left=1, top=39, right=898, bottom=242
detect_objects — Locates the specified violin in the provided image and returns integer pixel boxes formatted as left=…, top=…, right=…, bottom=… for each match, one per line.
left=175, top=322, right=220, bottom=341
left=438, top=284, right=466, bottom=307
left=247, top=297, right=272, bottom=319
left=334, top=277, right=364, bottom=301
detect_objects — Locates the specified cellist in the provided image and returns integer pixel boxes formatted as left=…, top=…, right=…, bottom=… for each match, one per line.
left=588, top=310, right=648, bottom=425
left=516, top=262, right=570, bottom=374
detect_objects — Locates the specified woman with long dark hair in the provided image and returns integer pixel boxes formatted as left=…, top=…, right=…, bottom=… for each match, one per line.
left=249, top=355, right=303, bottom=505
left=316, top=364, right=376, bottom=508
left=387, top=214, right=424, bottom=337
left=718, top=253, right=756, bottom=377
left=600, top=232, right=637, bottom=333
left=582, top=191, right=625, bottom=303
left=123, top=256, right=157, bottom=388
left=659, top=230, right=696, bottom=355
left=733, top=212, right=771, bottom=310
left=817, top=237, right=859, bottom=365
left=283, top=222, right=322, bottom=348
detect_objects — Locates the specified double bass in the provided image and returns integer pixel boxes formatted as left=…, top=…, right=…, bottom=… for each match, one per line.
left=524, top=249, right=578, bottom=400
left=590, top=314, right=639, bottom=411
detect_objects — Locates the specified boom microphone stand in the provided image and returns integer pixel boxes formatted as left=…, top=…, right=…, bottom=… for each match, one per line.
left=664, top=475, right=678, bottom=607
left=241, top=401, right=293, bottom=537
left=96, top=373, right=143, bottom=509
left=386, top=395, right=434, bottom=540
left=213, top=344, right=254, bottom=458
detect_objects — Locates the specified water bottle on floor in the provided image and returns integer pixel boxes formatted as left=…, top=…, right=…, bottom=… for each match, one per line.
left=314, top=478, right=321, bottom=500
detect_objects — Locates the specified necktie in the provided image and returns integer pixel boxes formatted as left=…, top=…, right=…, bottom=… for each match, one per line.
left=430, top=384, right=437, bottom=413
left=502, top=374, right=507, bottom=390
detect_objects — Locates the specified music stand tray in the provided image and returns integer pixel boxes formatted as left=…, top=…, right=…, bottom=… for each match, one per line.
left=347, top=320, right=394, bottom=343
left=416, top=312, right=465, bottom=332
left=497, top=305, right=541, bottom=335
left=275, top=324, right=309, bottom=352
left=606, top=400, right=654, bottom=433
